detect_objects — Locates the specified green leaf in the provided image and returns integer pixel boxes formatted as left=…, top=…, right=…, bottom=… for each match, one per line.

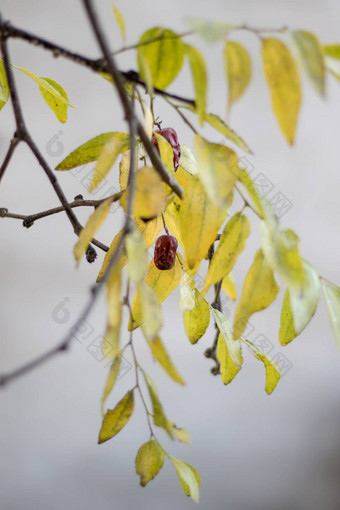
left=135, top=440, right=165, bottom=487
left=137, top=27, right=185, bottom=89
left=243, top=339, right=281, bottom=395
left=143, top=372, right=174, bottom=438
left=224, top=41, right=252, bottom=111
left=185, top=44, right=207, bottom=125
left=194, top=135, right=238, bottom=208
left=322, top=282, right=340, bottom=350
left=290, top=30, right=325, bottom=96
left=101, top=355, right=122, bottom=415
left=233, top=249, right=279, bottom=339
left=211, top=308, right=242, bottom=368
left=56, top=132, right=129, bottom=170
left=0, top=60, right=9, bottom=111
left=185, top=17, right=233, bottom=43
left=145, top=335, right=185, bottom=385
left=262, top=38, right=301, bottom=144
left=201, top=212, right=250, bottom=296
left=260, top=222, right=305, bottom=290
left=112, top=3, right=126, bottom=42
left=98, top=390, right=134, bottom=444
left=168, top=455, right=200, bottom=503
left=89, top=134, right=130, bottom=191
left=323, top=44, right=340, bottom=60
left=38, top=77, right=69, bottom=123
left=203, top=112, right=253, bottom=154
left=217, top=333, right=243, bottom=385
left=73, top=197, right=113, bottom=266
left=183, top=289, right=210, bottom=344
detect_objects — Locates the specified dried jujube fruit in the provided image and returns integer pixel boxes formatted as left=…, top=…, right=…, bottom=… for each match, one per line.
left=151, top=127, right=181, bottom=171
left=154, top=234, right=178, bottom=270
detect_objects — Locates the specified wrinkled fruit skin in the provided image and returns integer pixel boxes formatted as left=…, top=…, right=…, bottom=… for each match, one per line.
left=154, top=235, right=178, bottom=270
left=151, top=127, right=181, bottom=172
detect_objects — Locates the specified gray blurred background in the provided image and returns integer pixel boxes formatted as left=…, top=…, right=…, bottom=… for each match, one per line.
left=1, top=0, right=340, bottom=509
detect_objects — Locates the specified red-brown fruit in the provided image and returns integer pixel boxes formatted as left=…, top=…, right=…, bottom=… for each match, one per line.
left=151, top=127, right=181, bottom=171
left=154, top=234, right=178, bottom=270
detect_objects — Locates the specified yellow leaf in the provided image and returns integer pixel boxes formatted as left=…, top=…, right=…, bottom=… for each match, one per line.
left=242, top=339, right=281, bottom=395
left=56, top=132, right=129, bottom=171
left=0, top=60, right=9, bottom=111
left=291, top=30, right=325, bottom=96
left=97, top=217, right=163, bottom=282
left=203, top=112, right=252, bottom=154
left=260, top=222, right=305, bottom=290
left=324, top=44, right=340, bottom=60
left=178, top=144, right=197, bottom=175
left=262, top=38, right=301, bottom=144
left=135, top=440, right=165, bottom=487
left=185, top=44, right=207, bottom=125
left=217, top=333, right=243, bottom=385
left=183, top=289, right=210, bottom=344
left=101, top=323, right=121, bottom=360
left=90, top=135, right=130, bottom=192
left=201, top=212, right=250, bottom=296
left=237, top=167, right=265, bottom=218
left=166, top=167, right=230, bottom=274
left=279, top=260, right=319, bottom=344
left=119, top=151, right=130, bottom=191
left=107, top=260, right=122, bottom=328
left=98, top=390, right=134, bottom=444
left=168, top=455, right=200, bottom=503
left=112, top=3, right=126, bottom=42
left=153, top=132, right=175, bottom=173
left=222, top=273, right=237, bottom=301
left=143, top=372, right=174, bottom=438
left=73, top=197, right=113, bottom=266
left=254, top=352, right=281, bottom=395
left=125, top=223, right=148, bottom=283
left=179, top=271, right=196, bottom=312
left=121, top=166, right=167, bottom=220
left=140, top=281, right=163, bottom=341
left=129, top=257, right=182, bottom=330
left=194, top=135, right=238, bottom=208
left=14, top=65, right=69, bottom=107
left=101, top=355, right=122, bottom=415
left=137, top=27, right=185, bottom=90
left=168, top=421, right=191, bottom=443
left=146, top=335, right=185, bottom=385
left=38, top=77, right=69, bottom=123
left=233, top=249, right=279, bottom=339
left=323, top=282, right=340, bottom=350
left=224, top=40, right=252, bottom=111
left=279, top=289, right=297, bottom=346
left=212, top=308, right=243, bottom=369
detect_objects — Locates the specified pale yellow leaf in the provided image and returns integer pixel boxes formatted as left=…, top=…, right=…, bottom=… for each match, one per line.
left=222, top=273, right=237, bottom=301
left=112, top=3, right=126, bottom=42
left=262, top=38, right=301, bottom=144
left=90, top=135, right=129, bottom=192
left=185, top=44, right=207, bottom=125
left=125, top=223, right=148, bottom=283
left=143, top=372, right=174, bottom=438
left=168, top=455, right=200, bottom=503
left=224, top=40, right=252, bottom=111
left=140, top=281, right=163, bottom=341
left=323, top=282, right=340, bottom=350
left=291, top=30, right=325, bottom=96
left=179, top=271, right=196, bottom=312
left=211, top=308, right=242, bottom=368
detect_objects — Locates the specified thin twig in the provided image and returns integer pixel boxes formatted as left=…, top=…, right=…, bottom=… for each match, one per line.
left=0, top=135, right=20, bottom=182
